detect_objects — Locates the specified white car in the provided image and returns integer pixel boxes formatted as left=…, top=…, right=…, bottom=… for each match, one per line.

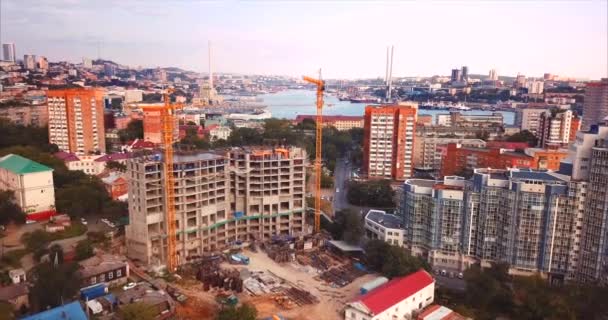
left=80, top=218, right=88, bottom=225
left=123, top=282, right=136, bottom=291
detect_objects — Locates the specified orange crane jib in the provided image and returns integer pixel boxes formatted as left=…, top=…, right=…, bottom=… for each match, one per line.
left=303, top=75, right=324, bottom=233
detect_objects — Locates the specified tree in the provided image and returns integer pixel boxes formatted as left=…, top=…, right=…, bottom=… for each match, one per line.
left=118, top=120, right=143, bottom=143
left=506, top=130, right=538, bottom=147
left=30, top=262, right=81, bottom=310
left=227, top=128, right=263, bottom=146
left=335, top=209, right=364, bottom=244
left=363, top=240, right=430, bottom=278
left=117, top=302, right=157, bottom=320
left=106, top=160, right=127, bottom=172
left=0, top=191, right=25, bottom=225
left=75, top=239, right=94, bottom=261
left=347, top=179, right=395, bottom=207
left=21, top=230, right=51, bottom=252
left=216, top=303, right=257, bottom=320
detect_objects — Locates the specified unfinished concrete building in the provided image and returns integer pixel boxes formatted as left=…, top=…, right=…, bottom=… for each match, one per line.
left=126, top=146, right=307, bottom=267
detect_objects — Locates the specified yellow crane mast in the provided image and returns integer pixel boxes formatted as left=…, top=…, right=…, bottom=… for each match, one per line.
left=162, top=89, right=181, bottom=271
left=303, top=72, right=325, bottom=233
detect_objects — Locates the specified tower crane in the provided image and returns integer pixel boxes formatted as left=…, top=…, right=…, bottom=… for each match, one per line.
left=303, top=71, right=325, bottom=233
left=161, top=88, right=181, bottom=272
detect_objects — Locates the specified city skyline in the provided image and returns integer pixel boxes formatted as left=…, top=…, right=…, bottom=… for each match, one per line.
left=1, top=0, right=607, bottom=80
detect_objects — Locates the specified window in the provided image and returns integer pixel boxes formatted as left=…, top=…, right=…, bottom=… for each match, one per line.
left=100, top=274, right=105, bottom=282
left=91, top=277, right=96, bottom=285
left=108, top=272, right=113, bottom=280
left=117, top=269, right=122, bottom=277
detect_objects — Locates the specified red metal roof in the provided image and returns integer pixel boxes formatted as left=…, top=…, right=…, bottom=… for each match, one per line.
left=357, top=270, right=434, bottom=315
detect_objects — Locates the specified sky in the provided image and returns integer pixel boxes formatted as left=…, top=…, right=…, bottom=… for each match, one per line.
left=1, top=0, right=607, bottom=80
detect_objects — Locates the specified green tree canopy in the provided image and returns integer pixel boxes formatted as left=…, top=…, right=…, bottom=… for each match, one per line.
left=505, top=129, right=538, bottom=147
left=0, top=191, right=25, bottom=225
left=347, top=179, right=395, bottom=207
left=75, top=239, right=94, bottom=261
left=117, top=302, right=157, bottom=320
left=216, top=303, right=257, bottom=320
left=363, top=240, right=430, bottom=278
left=30, top=262, right=81, bottom=310
left=118, top=120, right=144, bottom=143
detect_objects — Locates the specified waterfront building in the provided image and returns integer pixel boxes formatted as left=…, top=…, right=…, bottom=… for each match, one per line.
left=435, top=112, right=503, bottom=127
left=294, top=115, right=364, bottom=131
left=363, top=104, right=417, bottom=180
left=47, top=88, right=106, bottom=154
left=125, top=147, right=307, bottom=267
left=582, top=78, right=608, bottom=130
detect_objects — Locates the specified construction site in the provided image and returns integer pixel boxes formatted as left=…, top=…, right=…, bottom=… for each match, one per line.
left=167, top=232, right=373, bottom=320
left=121, top=76, right=371, bottom=319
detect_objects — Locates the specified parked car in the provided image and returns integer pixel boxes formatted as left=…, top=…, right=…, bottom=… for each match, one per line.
left=80, top=218, right=87, bottom=225
left=440, top=269, right=447, bottom=276
left=458, top=272, right=464, bottom=279
left=122, top=282, right=136, bottom=291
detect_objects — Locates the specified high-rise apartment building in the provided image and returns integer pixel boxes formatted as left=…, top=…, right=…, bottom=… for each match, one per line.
left=450, top=69, right=461, bottom=83
left=537, top=109, right=580, bottom=148
left=24, top=55, right=36, bottom=70
left=47, top=88, right=106, bottom=154
left=526, top=80, right=544, bottom=95
left=125, top=147, right=307, bottom=267
left=515, top=74, right=526, bottom=88
left=489, top=69, right=498, bottom=81
left=82, top=57, right=93, bottom=69
left=363, top=104, right=417, bottom=180
left=2, top=43, right=16, bottom=62
left=36, top=56, right=48, bottom=70
left=514, top=107, right=552, bottom=136
left=400, top=176, right=468, bottom=270
left=461, top=66, right=469, bottom=83
left=577, top=137, right=608, bottom=285
left=400, top=169, right=578, bottom=279
left=582, top=78, right=608, bottom=130
left=558, top=121, right=608, bottom=284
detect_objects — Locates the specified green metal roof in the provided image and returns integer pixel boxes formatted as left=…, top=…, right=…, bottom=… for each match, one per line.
left=0, top=154, right=53, bottom=174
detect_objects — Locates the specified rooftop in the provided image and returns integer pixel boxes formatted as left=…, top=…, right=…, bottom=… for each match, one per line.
left=406, top=179, right=436, bottom=188
left=0, top=283, right=28, bottom=300
left=354, top=270, right=434, bottom=315
left=78, top=254, right=127, bottom=278
left=510, top=169, right=567, bottom=182
left=54, top=151, right=80, bottom=162
left=417, top=304, right=469, bottom=320
left=21, top=301, right=87, bottom=320
left=0, top=154, right=53, bottom=174
left=366, top=210, right=403, bottom=229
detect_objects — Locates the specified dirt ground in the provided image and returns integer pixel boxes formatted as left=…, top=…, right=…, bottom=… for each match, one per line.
left=172, top=248, right=375, bottom=320
left=225, top=249, right=375, bottom=320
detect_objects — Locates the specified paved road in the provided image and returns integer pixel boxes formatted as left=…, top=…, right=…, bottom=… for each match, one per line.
left=333, top=157, right=352, bottom=211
